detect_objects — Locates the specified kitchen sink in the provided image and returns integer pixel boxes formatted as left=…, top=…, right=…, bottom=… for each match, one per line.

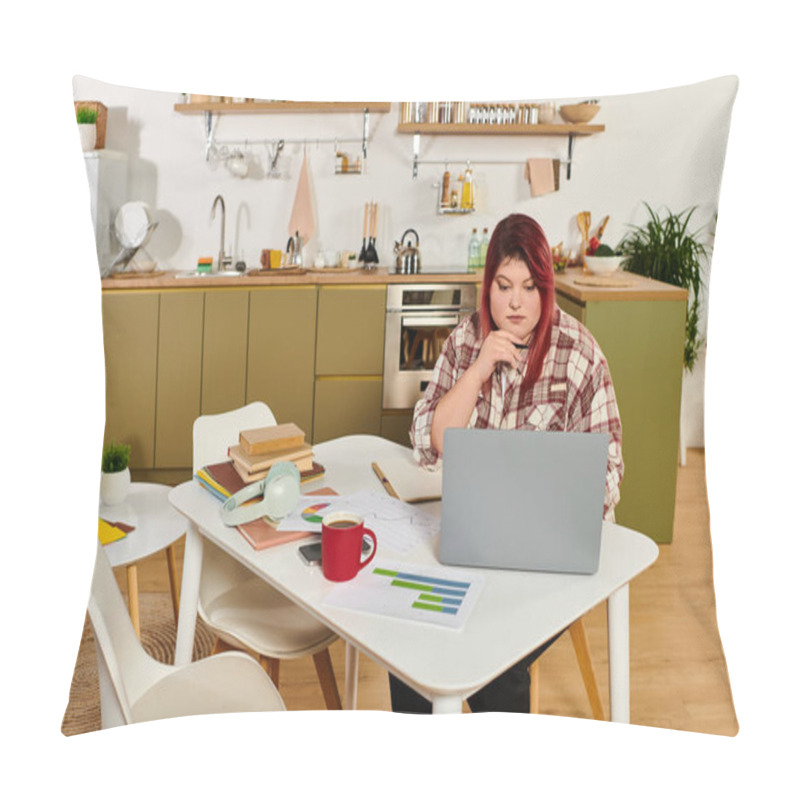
left=175, top=270, right=244, bottom=278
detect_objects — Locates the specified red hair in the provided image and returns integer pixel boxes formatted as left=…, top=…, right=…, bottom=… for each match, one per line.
left=479, top=214, right=555, bottom=393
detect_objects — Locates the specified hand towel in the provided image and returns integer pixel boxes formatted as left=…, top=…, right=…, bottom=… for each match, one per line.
left=525, top=158, right=557, bottom=197
left=289, top=153, right=315, bottom=240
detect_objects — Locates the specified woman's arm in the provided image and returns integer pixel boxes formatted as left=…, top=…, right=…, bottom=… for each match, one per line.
left=430, top=329, right=526, bottom=455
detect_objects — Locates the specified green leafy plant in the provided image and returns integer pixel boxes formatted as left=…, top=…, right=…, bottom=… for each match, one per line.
left=76, top=106, right=98, bottom=125
left=102, top=441, right=131, bottom=473
left=619, top=204, right=708, bottom=371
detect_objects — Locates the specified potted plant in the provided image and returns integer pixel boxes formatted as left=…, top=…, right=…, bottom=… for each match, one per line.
left=100, top=441, right=131, bottom=505
left=618, top=203, right=708, bottom=372
left=76, top=105, right=98, bottom=152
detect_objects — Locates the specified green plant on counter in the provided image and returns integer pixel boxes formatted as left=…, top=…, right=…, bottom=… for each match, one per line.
left=76, top=106, right=98, bottom=125
left=102, top=441, right=131, bottom=474
left=619, top=203, right=708, bottom=371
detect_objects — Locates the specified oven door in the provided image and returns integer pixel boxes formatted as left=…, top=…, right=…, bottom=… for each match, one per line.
left=382, top=311, right=471, bottom=409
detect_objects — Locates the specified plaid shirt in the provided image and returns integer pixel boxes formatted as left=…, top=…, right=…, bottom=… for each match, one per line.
left=411, top=308, right=624, bottom=520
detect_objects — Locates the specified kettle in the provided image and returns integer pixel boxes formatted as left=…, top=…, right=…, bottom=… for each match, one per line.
left=394, top=229, right=421, bottom=274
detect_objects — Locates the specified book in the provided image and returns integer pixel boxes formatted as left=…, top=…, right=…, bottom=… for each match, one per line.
left=237, top=487, right=338, bottom=551
left=98, top=518, right=134, bottom=545
left=239, top=422, right=306, bottom=456
left=231, top=454, right=315, bottom=484
left=371, top=454, right=442, bottom=503
left=194, top=461, right=336, bottom=551
left=196, top=459, right=325, bottom=502
left=228, top=442, right=314, bottom=476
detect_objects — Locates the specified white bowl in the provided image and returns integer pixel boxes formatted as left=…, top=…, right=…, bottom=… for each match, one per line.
left=584, top=255, right=624, bottom=275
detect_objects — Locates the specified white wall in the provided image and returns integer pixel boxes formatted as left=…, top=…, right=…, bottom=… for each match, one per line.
left=73, top=75, right=738, bottom=446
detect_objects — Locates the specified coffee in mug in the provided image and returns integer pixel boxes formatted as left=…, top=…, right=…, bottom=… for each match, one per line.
left=321, top=511, right=377, bottom=582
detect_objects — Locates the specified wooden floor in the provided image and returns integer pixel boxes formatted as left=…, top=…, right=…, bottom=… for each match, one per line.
left=118, top=447, right=738, bottom=734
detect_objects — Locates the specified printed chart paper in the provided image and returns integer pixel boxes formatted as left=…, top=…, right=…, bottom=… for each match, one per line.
left=322, top=558, right=483, bottom=629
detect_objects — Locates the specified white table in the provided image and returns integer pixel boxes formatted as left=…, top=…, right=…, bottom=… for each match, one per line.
left=101, top=482, right=187, bottom=638
left=170, top=436, right=658, bottom=717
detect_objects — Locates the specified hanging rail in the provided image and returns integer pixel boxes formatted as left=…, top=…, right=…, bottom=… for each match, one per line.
left=204, top=109, right=371, bottom=161
left=411, top=132, right=579, bottom=179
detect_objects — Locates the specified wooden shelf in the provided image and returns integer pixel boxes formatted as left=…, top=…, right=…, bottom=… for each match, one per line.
left=397, top=122, right=604, bottom=135
left=174, top=101, right=392, bottom=114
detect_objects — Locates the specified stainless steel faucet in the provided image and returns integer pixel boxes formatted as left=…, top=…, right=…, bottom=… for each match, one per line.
left=211, top=194, right=231, bottom=273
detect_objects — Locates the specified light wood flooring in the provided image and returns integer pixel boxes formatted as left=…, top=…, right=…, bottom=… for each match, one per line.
left=116, top=447, right=738, bottom=734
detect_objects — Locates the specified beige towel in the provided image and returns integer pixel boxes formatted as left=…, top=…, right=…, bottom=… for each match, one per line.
left=525, top=158, right=557, bottom=197
left=289, top=153, right=315, bottom=240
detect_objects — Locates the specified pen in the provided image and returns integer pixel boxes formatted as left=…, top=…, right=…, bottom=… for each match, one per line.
left=371, top=462, right=400, bottom=499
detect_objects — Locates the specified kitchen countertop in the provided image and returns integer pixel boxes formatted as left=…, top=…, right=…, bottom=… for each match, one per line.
left=100, top=265, right=688, bottom=302
left=100, top=267, right=483, bottom=290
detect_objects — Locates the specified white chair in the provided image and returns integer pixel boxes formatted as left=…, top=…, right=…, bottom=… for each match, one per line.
left=88, top=542, right=284, bottom=728
left=192, top=402, right=342, bottom=709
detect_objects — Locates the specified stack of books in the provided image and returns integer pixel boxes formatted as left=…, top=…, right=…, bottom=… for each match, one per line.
left=195, top=423, right=324, bottom=502
left=229, top=422, right=324, bottom=484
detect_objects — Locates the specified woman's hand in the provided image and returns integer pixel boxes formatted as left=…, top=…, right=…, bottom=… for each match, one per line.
left=468, top=329, right=527, bottom=385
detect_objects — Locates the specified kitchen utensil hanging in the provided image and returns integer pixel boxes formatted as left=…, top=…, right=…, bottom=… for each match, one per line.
left=364, top=202, right=379, bottom=268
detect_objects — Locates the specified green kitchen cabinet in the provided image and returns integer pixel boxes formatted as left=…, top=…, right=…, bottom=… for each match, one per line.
left=154, top=291, right=204, bottom=469
left=556, top=276, right=687, bottom=543
left=313, top=377, right=383, bottom=443
left=202, top=289, right=249, bottom=415
left=315, top=286, right=386, bottom=375
left=101, top=292, right=159, bottom=470
left=313, top=286, right=386, bottom=442
left=247, top=286, right=317, bottom=438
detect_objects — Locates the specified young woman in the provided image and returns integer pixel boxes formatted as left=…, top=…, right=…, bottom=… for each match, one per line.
left=389, top=212, right=624, bottom=714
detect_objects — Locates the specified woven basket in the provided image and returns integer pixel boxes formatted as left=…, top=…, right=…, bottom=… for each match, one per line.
left=74, top=101, right=107, bottom=149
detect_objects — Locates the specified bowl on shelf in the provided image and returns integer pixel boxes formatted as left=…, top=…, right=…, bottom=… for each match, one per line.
left=584, top=255, right=624, bottom=275
left=558, top=103, right=600, bottom=124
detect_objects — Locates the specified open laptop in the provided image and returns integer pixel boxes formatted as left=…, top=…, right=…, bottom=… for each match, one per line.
left=439, top=428, right=609, bottom=575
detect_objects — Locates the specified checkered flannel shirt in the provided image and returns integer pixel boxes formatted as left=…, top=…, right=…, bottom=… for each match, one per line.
left=411, top=308, right=624, bottom=520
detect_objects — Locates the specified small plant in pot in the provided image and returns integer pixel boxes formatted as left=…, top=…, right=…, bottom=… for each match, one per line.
left=76, top=105, right=98, bottom=152
left=100, top=441, right=131, bottom=506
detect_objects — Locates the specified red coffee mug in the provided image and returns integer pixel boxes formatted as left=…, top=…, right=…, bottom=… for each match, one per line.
left=321, top=511, right=377, bottom=582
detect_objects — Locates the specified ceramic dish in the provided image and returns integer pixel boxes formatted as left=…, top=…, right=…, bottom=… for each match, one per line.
left=114, top=201, right=154, bottom=248
left=584, top=255, right=624, bottom=275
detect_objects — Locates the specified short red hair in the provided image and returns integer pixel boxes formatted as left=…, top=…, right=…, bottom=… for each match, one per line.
left=479, top=214, right=555, bottom=393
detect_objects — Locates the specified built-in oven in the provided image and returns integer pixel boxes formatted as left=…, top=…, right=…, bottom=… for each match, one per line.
left=383, top=283, right=478, bottom=410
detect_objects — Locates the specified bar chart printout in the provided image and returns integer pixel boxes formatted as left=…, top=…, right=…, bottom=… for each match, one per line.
left=322, top=558, right=484, bottom=629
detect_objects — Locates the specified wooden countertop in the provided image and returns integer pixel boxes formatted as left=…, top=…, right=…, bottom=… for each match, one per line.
left=100, top=268, right=483, bottom=290
left=554, top=267, right=688, bottom=303
left=101, top=265, right=688, bottom=302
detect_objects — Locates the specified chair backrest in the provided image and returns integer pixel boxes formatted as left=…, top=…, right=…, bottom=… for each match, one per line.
left=87, top=543, right=168, bottom=726
left=192, top=402, right=278, bottom=615
left=193, top=401, right=277, bottom=473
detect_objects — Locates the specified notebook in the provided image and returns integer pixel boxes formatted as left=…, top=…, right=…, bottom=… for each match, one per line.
left=439, top=428, right=609, bottom=574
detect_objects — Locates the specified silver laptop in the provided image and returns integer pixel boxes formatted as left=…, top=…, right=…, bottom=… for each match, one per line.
left=439, top=428, right=609, bottom=574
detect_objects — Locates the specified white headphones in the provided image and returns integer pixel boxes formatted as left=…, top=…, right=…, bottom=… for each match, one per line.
left=220, top=461, right=301, bottom=526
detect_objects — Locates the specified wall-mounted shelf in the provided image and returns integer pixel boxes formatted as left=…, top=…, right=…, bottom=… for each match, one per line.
left=175, top=102, right=391, bottom=168
left=398, top=121, right=605, bottom=180
left=397, top=122, right=604, bottom=135
left=174, top=101, right=392, bottom=114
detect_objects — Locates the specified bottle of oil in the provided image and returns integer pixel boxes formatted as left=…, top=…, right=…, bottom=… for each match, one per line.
left=461, top=163, right=474, bottom=210
left=468, top=228, right=480, bottom=272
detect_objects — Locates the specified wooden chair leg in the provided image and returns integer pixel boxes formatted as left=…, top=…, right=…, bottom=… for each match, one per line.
left=569, top=618, right=605, bottom=721
left=529, top=660, right=540, bottom=714
left=165, top=544, right=181, bottom=624
left=312, top=648, right=343, bottom=710
left=259, top=656, right=281, bottom=689
left=126, top=563, right=141, bottom=640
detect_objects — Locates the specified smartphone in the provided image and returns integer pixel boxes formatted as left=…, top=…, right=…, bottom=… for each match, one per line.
left=297, top=537, right=372, bottom=567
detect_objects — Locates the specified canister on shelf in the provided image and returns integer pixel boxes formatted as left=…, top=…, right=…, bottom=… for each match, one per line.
left=441, top=170, right=450, bottom=207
